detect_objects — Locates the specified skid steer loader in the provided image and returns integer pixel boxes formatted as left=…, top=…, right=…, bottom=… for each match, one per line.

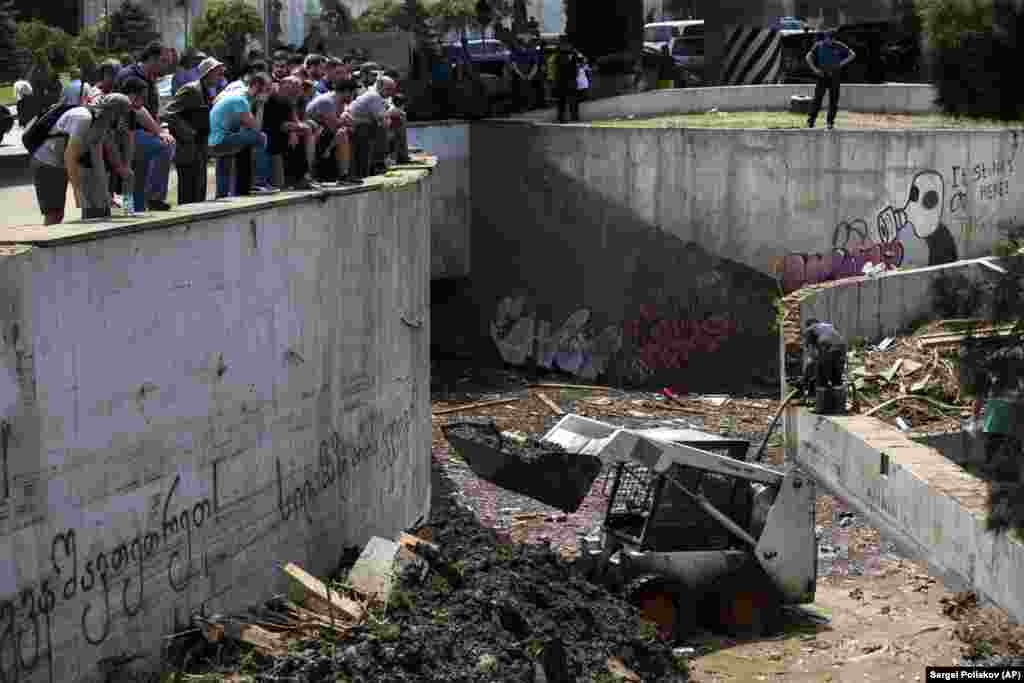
left=442, top=414, right=817, bottom=638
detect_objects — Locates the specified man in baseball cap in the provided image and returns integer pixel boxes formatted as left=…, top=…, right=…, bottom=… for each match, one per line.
left=161, top=56, right=226, bottom=205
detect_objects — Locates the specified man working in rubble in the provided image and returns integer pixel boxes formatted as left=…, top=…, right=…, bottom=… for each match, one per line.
left=802, top=319, right=847, bottom=396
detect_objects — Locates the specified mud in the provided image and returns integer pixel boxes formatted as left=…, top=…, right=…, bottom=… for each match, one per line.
left=171, top=493, right=688, bottom=682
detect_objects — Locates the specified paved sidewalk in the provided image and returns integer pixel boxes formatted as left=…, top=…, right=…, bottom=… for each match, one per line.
left=0, top=166, right=217, bottom=230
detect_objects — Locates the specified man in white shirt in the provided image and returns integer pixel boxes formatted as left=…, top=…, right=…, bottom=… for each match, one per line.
left=347, top=77, right=409, bottom=180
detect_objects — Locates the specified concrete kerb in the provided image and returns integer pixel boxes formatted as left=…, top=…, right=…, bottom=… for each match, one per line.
left=0, top=158, right=436, bottom=247
left=789, top=410, right=1024, bottom=624
left=509, top=83, right=941, bottom=123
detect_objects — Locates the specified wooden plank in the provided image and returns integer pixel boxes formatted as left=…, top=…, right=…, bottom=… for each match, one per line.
left=536, top=392, right=565, bottom=416
left=399, top=532, right=439, bottom=554
left=283, top=562, right=365, bottom=622
left=528, top=383, right=611, bottom=391
left=432, top=398, right=520, bottom=416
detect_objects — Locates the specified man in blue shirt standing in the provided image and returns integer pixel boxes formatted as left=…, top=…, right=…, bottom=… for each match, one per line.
left=804, top=31, right=856, bottom=130
left=208, top=72, right=271, bottom=198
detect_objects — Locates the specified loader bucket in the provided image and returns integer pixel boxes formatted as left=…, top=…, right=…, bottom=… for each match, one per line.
left=442, top=420, right=603, bottom=513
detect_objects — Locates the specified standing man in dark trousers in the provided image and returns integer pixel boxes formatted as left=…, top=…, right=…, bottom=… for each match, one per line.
left=805, top=31, right=856, bottom=131
left=163, top=57, right=225, bottom=205
left=554, top=37, right=582, bottom=123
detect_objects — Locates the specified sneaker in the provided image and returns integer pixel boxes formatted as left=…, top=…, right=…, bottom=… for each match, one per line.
left=251, top=185, right=280, bottom=195
left=807, top=121, right=815, bottom=129
left=148, top=200, right=172, bottom=211
left=827, top=123, right=835, bottom=131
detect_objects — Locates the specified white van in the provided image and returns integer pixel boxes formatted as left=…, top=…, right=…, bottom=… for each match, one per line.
left=643, top=20, right=704, bottom=53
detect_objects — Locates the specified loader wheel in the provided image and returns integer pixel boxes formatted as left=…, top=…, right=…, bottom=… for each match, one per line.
left=625, top=576, right=695, bottom=641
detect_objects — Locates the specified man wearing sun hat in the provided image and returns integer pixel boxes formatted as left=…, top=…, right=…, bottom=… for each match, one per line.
left=161, top=56, right=225, bottom=205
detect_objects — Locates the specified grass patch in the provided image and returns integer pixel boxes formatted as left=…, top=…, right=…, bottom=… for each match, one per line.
left=0, top=83, right=14, bottom=107
left=591, top=110, right=1023, bottom=130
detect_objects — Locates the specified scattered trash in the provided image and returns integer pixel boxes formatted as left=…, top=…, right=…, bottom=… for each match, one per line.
left=877, top=337, right=895, bottom=352
left=434, top=397, right=521, bottom=416
left=895, top=417, right=911, bottom=431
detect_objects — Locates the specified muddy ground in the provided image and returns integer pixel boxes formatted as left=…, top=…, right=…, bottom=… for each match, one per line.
left=168, top=362, right=1022, bottom=682
left=427, top=362, right=1022, bottom=682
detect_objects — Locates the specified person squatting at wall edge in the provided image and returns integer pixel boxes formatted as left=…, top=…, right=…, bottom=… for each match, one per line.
left=30, top=85, right=139, bottom=225
left=114, top=41, right=177, bottom=212
left=347, top=76, right=410, bottom=182
left=208, top=72, right=273, bottom=199
left=305, top=79, right=360, bottom=186
left=805, top=31, right=856, bottom=131
left=802, top=319, right=847, bottom=397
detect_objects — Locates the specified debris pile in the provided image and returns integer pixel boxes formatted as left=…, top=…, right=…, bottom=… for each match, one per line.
left=175, top=512, right=689, bottom=682
left=941, top=591, right=1024, bottom=666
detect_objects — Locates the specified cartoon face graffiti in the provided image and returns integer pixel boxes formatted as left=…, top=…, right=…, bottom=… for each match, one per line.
left=904, top=171, right=945, bottom=239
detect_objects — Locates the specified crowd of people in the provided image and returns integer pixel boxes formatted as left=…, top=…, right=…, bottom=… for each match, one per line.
left=24, top=42, right=412, bottom=225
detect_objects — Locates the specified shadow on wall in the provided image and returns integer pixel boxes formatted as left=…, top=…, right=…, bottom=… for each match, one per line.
left=472, top=126, right=779, bottom=392
left=778, top=170, right=961, bottom=293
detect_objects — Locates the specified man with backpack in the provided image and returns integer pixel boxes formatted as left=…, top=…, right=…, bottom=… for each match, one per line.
left=804, top=30, right=857, bottom=130
left=27, top=85, right=138, bottom=224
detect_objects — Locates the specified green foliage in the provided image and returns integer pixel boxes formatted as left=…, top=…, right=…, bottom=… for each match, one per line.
left=353, top=0, right=404, bottom=32
left=193, top=0, right=264, bottom=63
left=320, top=0, right=355, bottom=35
left=106, top=0, right=159, bottom=56
left=921, top=0, right=1024, bottom=120
left=0, top=0, right=18, bottom=80
left=916, top=0, right=994, bottom=50
left=15, top=19, right=74, bottom=72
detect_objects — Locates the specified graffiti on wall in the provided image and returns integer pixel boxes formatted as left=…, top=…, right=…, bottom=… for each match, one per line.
left=780, top=170, right=965, bottom=293
left=490, top=297, right=624, bottom=381
left=0, top=411, right=411, bottom=682
left=623, top=305, right=739, bottom=380
left=491, top=297, right=740, bottom=383
left=949, top=158, right=1018, bottom=242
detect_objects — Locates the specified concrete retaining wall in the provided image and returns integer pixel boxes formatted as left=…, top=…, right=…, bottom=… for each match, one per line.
left=790, top=411, right=1024, bottom=623
left=514, top=84, right=941, bottom=123
left=0, top=174, right=433, bottom=681
left=794, top=257, right=1006, bottom=344
left=409, top=121, right=472, bottom=279
left=476, top=123, right=1023, bottom=280
left=471, top=120, right=1022, bottom=385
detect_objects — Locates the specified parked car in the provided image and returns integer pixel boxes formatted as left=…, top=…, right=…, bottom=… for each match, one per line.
left=773, top=16, right=808, bottom=36
left=443, top=39, right=511, bottom=77
left=643, top=20, right=703, bottom=53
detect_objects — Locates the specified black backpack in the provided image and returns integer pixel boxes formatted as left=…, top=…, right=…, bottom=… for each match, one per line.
left=22, top=103, right=78, bottom=157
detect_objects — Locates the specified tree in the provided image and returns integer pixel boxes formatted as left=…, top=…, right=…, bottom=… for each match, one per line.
left=353, top=0, right=404, bottom=32
left=919, top=0, right=1024, bottom=120
left=15, top=19, right=74, bottom=73
left=0, top=0, right=18, bottom=81
left=193, top=0, right=264, bottom=64
left=106, top=0, right=159, bottom=55
left=915, top=0, right=993, bottom=50
left=320, top=0, right=355, bottom=35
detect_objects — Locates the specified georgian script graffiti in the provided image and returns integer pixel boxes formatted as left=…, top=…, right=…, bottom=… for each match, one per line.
left=277, top=412, right=411, bottom=523
left=0, top=474, right=212, bottom=682
left=781, top=171, right=960, bottom=293
left=0, top=411, right=412, bottom=682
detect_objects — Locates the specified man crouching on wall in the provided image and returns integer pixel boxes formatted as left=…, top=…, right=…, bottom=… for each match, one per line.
left=347, top=76, right=410, bottom=181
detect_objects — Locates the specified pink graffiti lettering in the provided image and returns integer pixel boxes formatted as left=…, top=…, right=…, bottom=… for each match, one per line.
left=781, top=240, right=904, bottom=293
left=624, top=311, right=739, bottom=373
